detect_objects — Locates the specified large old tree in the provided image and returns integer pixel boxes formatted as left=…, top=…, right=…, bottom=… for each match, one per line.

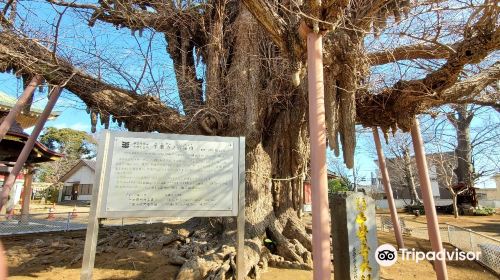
left=0, top=0, right=498, bottom=278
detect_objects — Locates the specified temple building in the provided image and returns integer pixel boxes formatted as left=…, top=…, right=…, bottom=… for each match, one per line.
left=0, top=90, right=62, bottom=214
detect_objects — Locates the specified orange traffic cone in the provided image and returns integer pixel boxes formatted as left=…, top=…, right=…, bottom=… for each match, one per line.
left=47, top=205, right=55, bottom=220
left=70, top=206, right=78, bottom=219
left=6, top=209, right=14, bottom=220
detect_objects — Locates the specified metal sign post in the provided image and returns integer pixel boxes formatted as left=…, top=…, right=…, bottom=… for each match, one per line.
left=236, top=137, right=246, bottom=280
left=81, top=131, right=245, bottom=280
left=80, top=131, right=110, bottom=280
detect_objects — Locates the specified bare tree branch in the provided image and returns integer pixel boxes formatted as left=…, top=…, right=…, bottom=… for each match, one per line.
left=241, top=0, right=288, bottom=50
left=0, top=30, right=198, bottom=134
left=367, top=44, right=453, bottom=65
left=443, top=62, right=500, bottom=103
left=357, top=14, right=500, bottom=131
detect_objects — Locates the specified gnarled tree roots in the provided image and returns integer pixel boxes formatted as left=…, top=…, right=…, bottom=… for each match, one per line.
left=166, top=216, right=313, bottom=279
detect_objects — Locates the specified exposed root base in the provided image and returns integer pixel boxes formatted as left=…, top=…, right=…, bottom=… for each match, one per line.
left=174, top=215, right=313, bottom=279
left=20, top=216, right=313, bottom=280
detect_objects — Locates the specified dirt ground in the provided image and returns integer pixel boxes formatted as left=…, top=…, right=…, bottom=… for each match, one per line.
left=3, top=224, right=180, bottom=280
left=259, top=231, right=497, bottom=280
left=14, top=201, right=91, bottom=215
left=398, top=213, right=500, bottom=239
left=2, top=214, right=498, bottom=280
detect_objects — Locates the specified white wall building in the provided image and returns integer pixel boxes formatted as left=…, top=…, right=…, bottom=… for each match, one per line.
left=58, top=159, right=95, bottom=202
left=476, top=174, right=500, bottom=208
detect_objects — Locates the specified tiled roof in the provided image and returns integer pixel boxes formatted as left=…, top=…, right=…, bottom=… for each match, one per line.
left=0, top=131, right=64, bottom=163
left=0, top=90, right=60, bottom=117
left=82, top=159, right=96, bottom=171
left=59, top=159, right=96, bottom=182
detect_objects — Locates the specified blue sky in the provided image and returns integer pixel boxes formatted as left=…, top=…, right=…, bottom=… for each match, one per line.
left=0, top=74, right=91, bottom=131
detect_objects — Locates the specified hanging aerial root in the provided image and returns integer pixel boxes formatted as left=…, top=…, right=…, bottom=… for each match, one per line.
left=324, top=69, right=340, bottom=157
left=90, top=109, right=97, bottom=133
left=100, top=112, right=110, bottom=129
left=339, top=87, right=356, bottom=169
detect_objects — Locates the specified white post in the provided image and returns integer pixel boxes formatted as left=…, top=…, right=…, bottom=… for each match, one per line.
left=66, top=212, right=71, bottom=231
left=447, top=224, right=451, bottom=244
left=469, top=230, right=473, bottom=251
left=236, top=137, right=246, bottom=280
left=81, top=131, right=110, bottom=280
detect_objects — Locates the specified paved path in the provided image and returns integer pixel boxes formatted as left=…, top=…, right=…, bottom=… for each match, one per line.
left=0, top=218, right=86, bottom=236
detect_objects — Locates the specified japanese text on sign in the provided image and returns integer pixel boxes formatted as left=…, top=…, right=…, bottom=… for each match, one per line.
left=104, top=137, right=236, bottom=213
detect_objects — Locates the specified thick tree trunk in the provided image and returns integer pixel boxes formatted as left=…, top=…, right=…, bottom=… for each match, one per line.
left=175, top=8, right=313, bottom=277
left=452, top=105, right=474, bottom=188
left=223, top=6, right=310, bottom=237
left=174, top=7, right=314, bottom=278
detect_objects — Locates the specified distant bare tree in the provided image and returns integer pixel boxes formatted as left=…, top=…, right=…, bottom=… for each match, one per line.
left=428, top=104, right=500, bottom=217
left=427, top=148, right=465, bottom=218
left=380, top=132, right=423, bottom=206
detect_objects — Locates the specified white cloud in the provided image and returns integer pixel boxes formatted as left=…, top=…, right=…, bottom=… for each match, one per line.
left=24, top=122, right=91, bottom=134
left=54, top=122, right=91, bottom=131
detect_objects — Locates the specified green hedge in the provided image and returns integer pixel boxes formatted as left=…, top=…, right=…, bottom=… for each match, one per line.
left=474, top=207, right=496, bottom=216
left=328, top=177, right=351, bottom=193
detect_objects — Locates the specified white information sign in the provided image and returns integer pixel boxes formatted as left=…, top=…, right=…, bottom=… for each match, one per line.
left=81, top=131, right=245, bottom=280
left=101, top=136, right=238, bottom=216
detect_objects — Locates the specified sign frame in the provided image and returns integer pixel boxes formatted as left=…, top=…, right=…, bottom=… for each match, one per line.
left=81, top=130, right=246, bottom=280
left=98, top=131, right=241, bottom=218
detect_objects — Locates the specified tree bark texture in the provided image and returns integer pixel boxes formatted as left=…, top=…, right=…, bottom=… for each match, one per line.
left=450, top=105, right=474, bottom=188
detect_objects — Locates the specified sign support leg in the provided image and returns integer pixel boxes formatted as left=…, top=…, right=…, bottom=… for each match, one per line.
left=81, top=131, right=110, bottom=280
left=236, top=137, right=246, bottom=280
left=81, top=206, right=100, bottom=280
